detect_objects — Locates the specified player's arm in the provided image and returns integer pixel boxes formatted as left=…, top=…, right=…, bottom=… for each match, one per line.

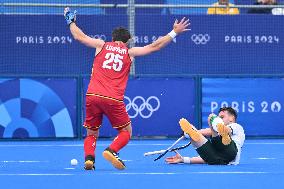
left=69, top=23, right=104, bottom=48
left=199, top=128, right=212, bottom=137
left=64, top=7, right=104, bottom=49
left=184, top=128, right=212, bottom=138
left=166, top=152, right=206, bottom=164
left=128, top=17, right=190, bottom=57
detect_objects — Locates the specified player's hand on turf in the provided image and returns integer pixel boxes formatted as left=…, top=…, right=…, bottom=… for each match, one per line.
left=165, top=152, right=184, bottom=164
left=173, top=17, right=191, bottom=34
left=64, top=7, right=77, bottom=25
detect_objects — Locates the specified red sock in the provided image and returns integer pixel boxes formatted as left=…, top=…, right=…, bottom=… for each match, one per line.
left=84, top=135, right=97, bottom=158
left=109, top=130, right=130, bottom=153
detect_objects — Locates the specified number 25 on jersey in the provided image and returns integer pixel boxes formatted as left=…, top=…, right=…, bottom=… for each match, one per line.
left=102, top=53, right=124, bottom=72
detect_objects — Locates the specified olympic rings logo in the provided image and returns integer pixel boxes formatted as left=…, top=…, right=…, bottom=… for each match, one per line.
left=191, top=34, right=210, bottom=45
left=124, top=96, right=160, bottom=119
left=91, top=34, right=107, bottom=41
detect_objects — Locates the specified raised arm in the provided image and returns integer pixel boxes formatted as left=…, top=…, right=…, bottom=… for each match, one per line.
left=128, top=17, right=190, bottom=57
left=64, top=7, right=104, bottom=49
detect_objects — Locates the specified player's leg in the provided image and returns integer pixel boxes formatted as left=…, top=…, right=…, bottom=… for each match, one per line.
left=211, top=136, right=238, bottom=163
left=176, top=118, right=229, bottom=165
left=83, top=95, right=103, bottom=170
left=208, top=114, right=231, bottom=144
left=84, top=128, right=99, bottom=170
left=179, top=118, right=228, bottom=164
left=165, top=141, right=228, bottom=165
left=101, top=98, right=131, bottom=170
left=195, top=140, right=228, bottom=165
left=216, top=123, right=231, bottom=145
left=110, top=124, right=132, bottom=152
left=179, top=118, right=207, bottom=148
left=103, top=124, right=132, bottom=170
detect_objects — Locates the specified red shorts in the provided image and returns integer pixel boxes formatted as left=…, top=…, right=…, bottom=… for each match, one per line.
left=83, top=94, right=131, bottom=131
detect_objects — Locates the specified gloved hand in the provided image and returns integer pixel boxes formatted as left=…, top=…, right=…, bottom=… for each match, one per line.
left=208, top=113, right=216, bottom=127
left=64, top=7, right=77, bottom=25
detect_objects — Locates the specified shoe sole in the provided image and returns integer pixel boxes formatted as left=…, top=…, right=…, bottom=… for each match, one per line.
left=217, top=123, right=231, bottom=145
left=179, top=118, right=202, bottom=142
left=102, top=151, right=125, bottom=170
left=84, top=160, right=94, bottom=170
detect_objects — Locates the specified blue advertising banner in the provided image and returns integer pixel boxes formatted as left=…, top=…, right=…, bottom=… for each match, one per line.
left=135, top=15, right=284, bottom=75
left=0, top=78, right=77, bottom=138
left=202, top=78, right=284, bottom=136
left=82, top=77, right=196, bottom=137
left=0, top=15, right=127, bottom=75
left=1, top=15, right=284, bottom=75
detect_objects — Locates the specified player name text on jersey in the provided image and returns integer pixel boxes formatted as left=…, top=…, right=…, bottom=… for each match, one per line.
left=106, top=45, right=127, bottom=55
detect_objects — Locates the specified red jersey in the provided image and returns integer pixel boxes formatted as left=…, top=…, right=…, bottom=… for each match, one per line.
left=87, top=42, right=132, bottom=101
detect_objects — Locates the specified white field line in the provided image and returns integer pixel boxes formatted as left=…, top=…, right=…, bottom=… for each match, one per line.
left=0, top=142, right=283, bottom=147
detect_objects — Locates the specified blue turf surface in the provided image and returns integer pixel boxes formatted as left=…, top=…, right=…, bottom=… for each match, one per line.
left=0, top=139, right=284, bottom=189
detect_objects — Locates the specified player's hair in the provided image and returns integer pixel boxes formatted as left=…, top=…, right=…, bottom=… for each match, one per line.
left=112, top=27, right=131, bottom=43
left=219, top=107, right=238, bottom=121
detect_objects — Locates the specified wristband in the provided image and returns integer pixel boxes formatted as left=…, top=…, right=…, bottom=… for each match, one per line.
left=168, top=30, right=177, bottom=39
left=182, top=157, right=191, bottom=164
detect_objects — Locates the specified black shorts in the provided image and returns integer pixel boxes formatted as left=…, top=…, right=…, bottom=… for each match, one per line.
left=196, top=136, right=238, bottom=165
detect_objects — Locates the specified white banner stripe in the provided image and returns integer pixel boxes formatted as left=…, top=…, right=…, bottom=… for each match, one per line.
left=0, top=171, right=272, bottom=176
left=111, top=172, right=269, bottom=175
